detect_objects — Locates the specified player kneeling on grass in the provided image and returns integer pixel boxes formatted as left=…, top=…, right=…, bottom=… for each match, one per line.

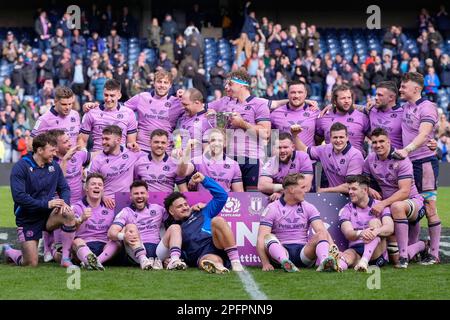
left=337, top=175, right=394, bottom=272
left=71, top=173, right=120, bottom=270
left=257, top=173, right=340, bottom=273
left=163, top=172, right=244, bottom=273
left=108, top=180, right=187, bottom=271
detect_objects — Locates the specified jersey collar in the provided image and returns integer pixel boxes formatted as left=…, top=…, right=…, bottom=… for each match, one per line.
left=148, top=152, right=169, bottom=162
left=353, top=197, right=374, bottom=209
left=99, top=103, right=121, bottom=111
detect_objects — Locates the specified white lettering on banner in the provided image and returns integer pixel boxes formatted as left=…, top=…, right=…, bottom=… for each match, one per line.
left=228, top=221, right=259, bottom=247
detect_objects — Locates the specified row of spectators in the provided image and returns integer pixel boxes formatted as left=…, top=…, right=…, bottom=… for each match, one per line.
left=1, top=4, right=450, bottom=163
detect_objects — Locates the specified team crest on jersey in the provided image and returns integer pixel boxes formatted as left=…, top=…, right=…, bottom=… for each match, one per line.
left=224, top=164, right=230, bottom=169
left=347, top=118, right=354, bottom=122
left=101, top=209, right=109, bottom=215
left=48, top=166, right=55, bottom=172
left=163, top=165, right=170, bottom=171
left=244, top=105, right=251, bottom=110
left=390, top=114, right=397, bottom=118
left=249, top=197, right=263, bottom=215
left=290, top=163, right=296, bottom=169
left=340, top=159, right=345, bottom=164
left=122, top=154, right=129, bottom=160
left=117, top=113, right=124, bottom=119
left=70, top=158, right=77, bottom=163
left=56, top=120, right=59, bottom=125
left=165, top=102, right=171, bottom=108
left=150, top=210, right=157, bottom=216
left=297, top=207, right=303, bottom=213
left=71, top=117, right=76, bottom=122
left=194, top=118, right=200, bottom=122
left=303, top=112, right=310, bottom=117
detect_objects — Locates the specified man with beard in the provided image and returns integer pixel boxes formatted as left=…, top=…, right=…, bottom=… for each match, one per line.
left=393, top=72, right=441, bottom=265
left=258, top=132, right=313, bottom=201
left=88, top=125, right=141, bottom=209
left=164, top=172, right=244, bottom=273
left=270, top=81, right=320, bottom=147
left=109, top=180, right=187, bottom=271
left=293, top=122, right=364, bottom=194
left=366, top=81, right=404, bottom=149
left=134, top=129, right=188, bottom=192
left=316, top=84, right=370, bottom=155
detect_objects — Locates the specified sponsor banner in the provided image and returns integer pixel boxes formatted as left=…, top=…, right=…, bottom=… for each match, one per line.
left=115, top=192, right=349, bottom=266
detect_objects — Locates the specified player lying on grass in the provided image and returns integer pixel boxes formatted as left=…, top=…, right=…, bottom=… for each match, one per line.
left=108, top=180, right=187, bottom=271
left=71, top=173, right=120, bottom=270
left=256, top=173, right=340, bottom=272
left=4, top=132, right=75, bottom=268
left=163, top=172, right=244, bottom=273
left=337, top=175, right=394, bottom=272
left=363, top=128, right=430, bottom=269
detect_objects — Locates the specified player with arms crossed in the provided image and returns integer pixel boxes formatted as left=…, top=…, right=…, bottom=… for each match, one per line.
left=257, top=173, right=339, bottom=272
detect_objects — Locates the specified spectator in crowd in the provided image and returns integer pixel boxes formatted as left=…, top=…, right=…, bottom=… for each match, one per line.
left=160, top=36, right=175, bottom=63
left=424, top=67, right=440, bottom=101
left=241, top=1, right=259, bottom=41
left=2, top=31, right=19, bottom=63
left=147, top=18, right=161, bottom=50
left=438, top=54, right=450, bottom=94
left=209, top=60, right=226, bottom=92
left=51, top=28, right=68, bottom=67
left=427, top=24, right=443, bottom=51
left=35, top=10, right=51, bottom=52
left=162, top=14, right=178, bottom=40
left=107, top=28, right=121, bottom=56
left=71, top=29, right=87, bottom=60
left=87, top=31, right=106, bottom=54
left=174, top=34, right=186, bottom=66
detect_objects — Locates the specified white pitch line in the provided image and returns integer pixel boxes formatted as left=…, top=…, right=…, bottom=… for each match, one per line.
left=0, top=233, right=8, bottom=240
left=236, top=269, right=268, bottom=300
left=439, top=248, right=450, bottom=257
left=440, top=242, right=450, bottom=248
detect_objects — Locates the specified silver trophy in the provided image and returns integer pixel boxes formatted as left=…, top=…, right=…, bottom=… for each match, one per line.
left=214, top=111, right=234, bottom=129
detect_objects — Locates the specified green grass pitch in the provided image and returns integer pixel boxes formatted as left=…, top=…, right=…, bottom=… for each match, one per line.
left=1, top=186, right=449, bottom=300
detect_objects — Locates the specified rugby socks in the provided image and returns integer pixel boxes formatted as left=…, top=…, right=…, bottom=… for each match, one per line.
left=134, top=246, right=147, bottom=263
left=60, top=224, right=76, bottom=263
left=315, top=240, right=329, bottom=264
left=267, top=241, right=288, bottom=263
left=362, top=237, right=380, bottom=261
left=170, top=246, right=181, bottom=260
left=4, top=245, right=23, bottom=266
left=225, top=246, right=239, bottom=262
left=428, top=221, right=441, bottom=259
left=338, top=257, right=348, bottom=271
left=76, top=245, right=93, bottom=263
left=98, top=241, right=120, bottom=264
left=408, top=241, right=425, bottom=260
left=43, top=231, right=53, bottom=254
left=408, top=222, right=421, bottom=245
left=394, top=219, right=409, bottom=259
